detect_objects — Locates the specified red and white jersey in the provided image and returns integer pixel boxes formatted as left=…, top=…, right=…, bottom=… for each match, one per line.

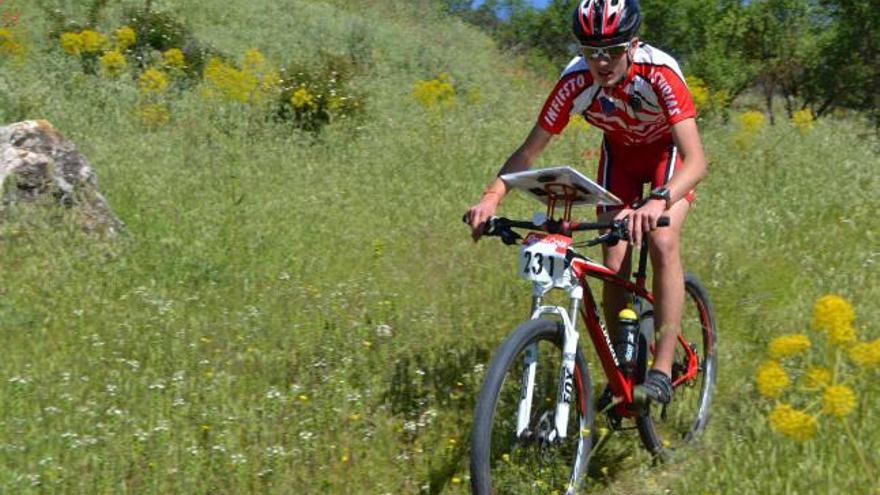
left=538, top=43, right=695, bottom=146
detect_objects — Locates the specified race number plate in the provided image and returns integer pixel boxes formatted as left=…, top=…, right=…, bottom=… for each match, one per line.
left=518, top=233, right=572, bottom=288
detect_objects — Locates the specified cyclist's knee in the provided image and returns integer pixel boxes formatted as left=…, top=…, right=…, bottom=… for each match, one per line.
left=648, top=231, right=680, bottom=264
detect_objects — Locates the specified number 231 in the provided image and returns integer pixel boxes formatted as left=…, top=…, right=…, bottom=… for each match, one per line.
left=522, top=252, right=556, bottom=277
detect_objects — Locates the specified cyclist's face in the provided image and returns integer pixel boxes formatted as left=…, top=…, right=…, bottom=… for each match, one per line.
left=585, top=38, right=637, bottom=88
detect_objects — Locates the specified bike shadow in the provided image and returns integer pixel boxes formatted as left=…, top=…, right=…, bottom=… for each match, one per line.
left=382, top=344, right=491, bottom=493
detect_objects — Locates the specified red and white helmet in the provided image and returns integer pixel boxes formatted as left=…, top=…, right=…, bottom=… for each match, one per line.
left=572, top=0, right=641, bottom=47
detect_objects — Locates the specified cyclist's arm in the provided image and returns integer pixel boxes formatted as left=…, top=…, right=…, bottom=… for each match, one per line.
left=665, top=117, right=707, bottom=205
left=485, top=124, right=555, bottom=200
left=467, top=124, right=554, bottom=239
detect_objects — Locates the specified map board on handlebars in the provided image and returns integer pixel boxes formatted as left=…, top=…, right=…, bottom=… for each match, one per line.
left=500, top=166, right=623, bottom=207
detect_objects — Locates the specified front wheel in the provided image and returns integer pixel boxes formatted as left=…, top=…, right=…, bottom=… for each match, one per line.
left=636, top=273, right=718, bottom=456
left=470, top=319, right=594, bottom=495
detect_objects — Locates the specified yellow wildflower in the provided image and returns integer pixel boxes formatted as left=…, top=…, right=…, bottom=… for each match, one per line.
left=290, top=86, right=316, bottom=110
left=79, top=30, right=108, bottom=53
left=822, top=385, right=856, bottom=418
left=59, top=32, right=83, bottom=56
left=99, top=50, right=127, bottom=77
left=755, top=360, right=790, bottom=398
left=327, top=95, right=343, bottom=111
left=137, top=103, right=171, bottom=127
left=465, top=87, right=483, bottom=105
left=412, top=73, right=456, bottom=108
left=567, top=116, right=591, bottom=133
left=114, top=26, right=136, bottom=50
left=736, top=111, right=766, bottom=134
left=849, top=339, right=880, bottom=369
left=768, top=334, right=811, bottom=359
left=202, top=57, right=257, bottom=103
left=768, top=403, right=817, bottom=441
left=803, top=367, right=832, bottom=388
left=242, top=48, right=267, bottom=73
left=687, top=76, right=709, bottom=111
left=162, top=48, right=185, bottom=69
left=791, top=108, right=815, bottom=134
left=733, top=110, right=766, bottom=148
left=238, top=49, right=279, bottom=103
left=827, top=322, right=857, bottom=347
left=0, top=28, right=25, bottom=60
left=812, top=294, right=854, bottom=333
left=257, top=67, right=281, bottom=99
left=138, top=69, right=168, bottom=94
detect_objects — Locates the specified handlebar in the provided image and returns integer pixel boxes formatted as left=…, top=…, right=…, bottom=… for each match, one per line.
left=462, top=214, right=670, bottom=247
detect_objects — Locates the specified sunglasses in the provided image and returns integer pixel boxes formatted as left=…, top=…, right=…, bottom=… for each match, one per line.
left=579, top=41, right=630, bottom=60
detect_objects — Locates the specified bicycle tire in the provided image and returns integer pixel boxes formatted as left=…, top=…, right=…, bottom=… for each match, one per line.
left=470, top=318, right=594, bottom=495
left=636, top=273, right=718, bottom=456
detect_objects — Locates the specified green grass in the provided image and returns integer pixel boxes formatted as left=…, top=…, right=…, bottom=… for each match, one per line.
left=1, top=0, right=878, bottom=493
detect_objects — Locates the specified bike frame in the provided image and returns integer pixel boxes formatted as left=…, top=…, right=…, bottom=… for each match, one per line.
left=515, top=187, right=700, bottom=442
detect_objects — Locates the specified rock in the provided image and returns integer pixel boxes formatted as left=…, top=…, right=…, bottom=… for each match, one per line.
left=0, top=120, right=122, bottom=235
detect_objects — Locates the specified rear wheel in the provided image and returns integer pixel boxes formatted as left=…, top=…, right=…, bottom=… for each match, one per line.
left=470, top=319, right=594, bottom=494
left=636, top=273, right=717, bottom=456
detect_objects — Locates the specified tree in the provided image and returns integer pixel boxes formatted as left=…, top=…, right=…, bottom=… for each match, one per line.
left=803, top=0, right=879, bottom=125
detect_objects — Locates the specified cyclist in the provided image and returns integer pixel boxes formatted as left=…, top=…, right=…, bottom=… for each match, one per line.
left=465, top=0, right=707, bottom=406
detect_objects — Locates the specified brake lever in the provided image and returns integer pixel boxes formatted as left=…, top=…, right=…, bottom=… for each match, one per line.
left=498, top=227, right=522, bottom=245
left=584, top=232, right=620, bottom=247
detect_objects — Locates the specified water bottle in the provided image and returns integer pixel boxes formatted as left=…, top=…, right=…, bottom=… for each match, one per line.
left=633, top=297, right=654, bottom=344
left=615, top=308, right=639, bottom=377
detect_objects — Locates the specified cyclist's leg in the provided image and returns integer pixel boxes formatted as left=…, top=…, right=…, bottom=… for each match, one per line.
left=596, top=136, right=640, bottom=335
left=599, top=213, right=632, bottom=336
left=636, top=141, right=695, bottom=404
left=646, top=199, right=690, bottom=376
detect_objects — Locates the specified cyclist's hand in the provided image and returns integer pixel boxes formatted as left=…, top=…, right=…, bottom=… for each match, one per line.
left=627, top=199, right=667, bottom=246
left=465, top=197, right=499, bottom=242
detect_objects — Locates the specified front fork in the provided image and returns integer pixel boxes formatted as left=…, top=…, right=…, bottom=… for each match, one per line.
left=516, top=285, right=584, bottom=443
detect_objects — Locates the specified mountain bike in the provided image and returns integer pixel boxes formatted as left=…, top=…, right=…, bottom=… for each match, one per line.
left=467, top=167, right=717, bottom=495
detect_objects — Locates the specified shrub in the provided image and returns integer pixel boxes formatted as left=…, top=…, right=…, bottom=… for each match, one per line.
left=686, top=75, right=730, bottom=119
left=276, top=53, right=364, bottom=133
left=121, top=6, right=212, bottom=80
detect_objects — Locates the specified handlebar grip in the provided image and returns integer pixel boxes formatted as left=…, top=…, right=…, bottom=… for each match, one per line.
left=462, top=213, right=498, bottom=235
left=658, top=216, right=670, bottom=227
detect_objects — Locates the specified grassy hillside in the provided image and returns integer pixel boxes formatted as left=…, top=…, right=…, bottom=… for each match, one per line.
left=1, top=1, right=878, bottom=493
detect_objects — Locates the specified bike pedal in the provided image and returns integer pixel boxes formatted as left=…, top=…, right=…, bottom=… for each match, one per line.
left=632, top=387, right=649, bottom=406
left=629, top=391, right=648, bottom=416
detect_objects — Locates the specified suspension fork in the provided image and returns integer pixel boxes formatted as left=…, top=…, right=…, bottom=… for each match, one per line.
left=516, top=286, right=584, bottom=442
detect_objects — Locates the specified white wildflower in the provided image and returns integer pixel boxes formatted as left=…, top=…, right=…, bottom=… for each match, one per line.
left=375, top=324, right=393, bottom=338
